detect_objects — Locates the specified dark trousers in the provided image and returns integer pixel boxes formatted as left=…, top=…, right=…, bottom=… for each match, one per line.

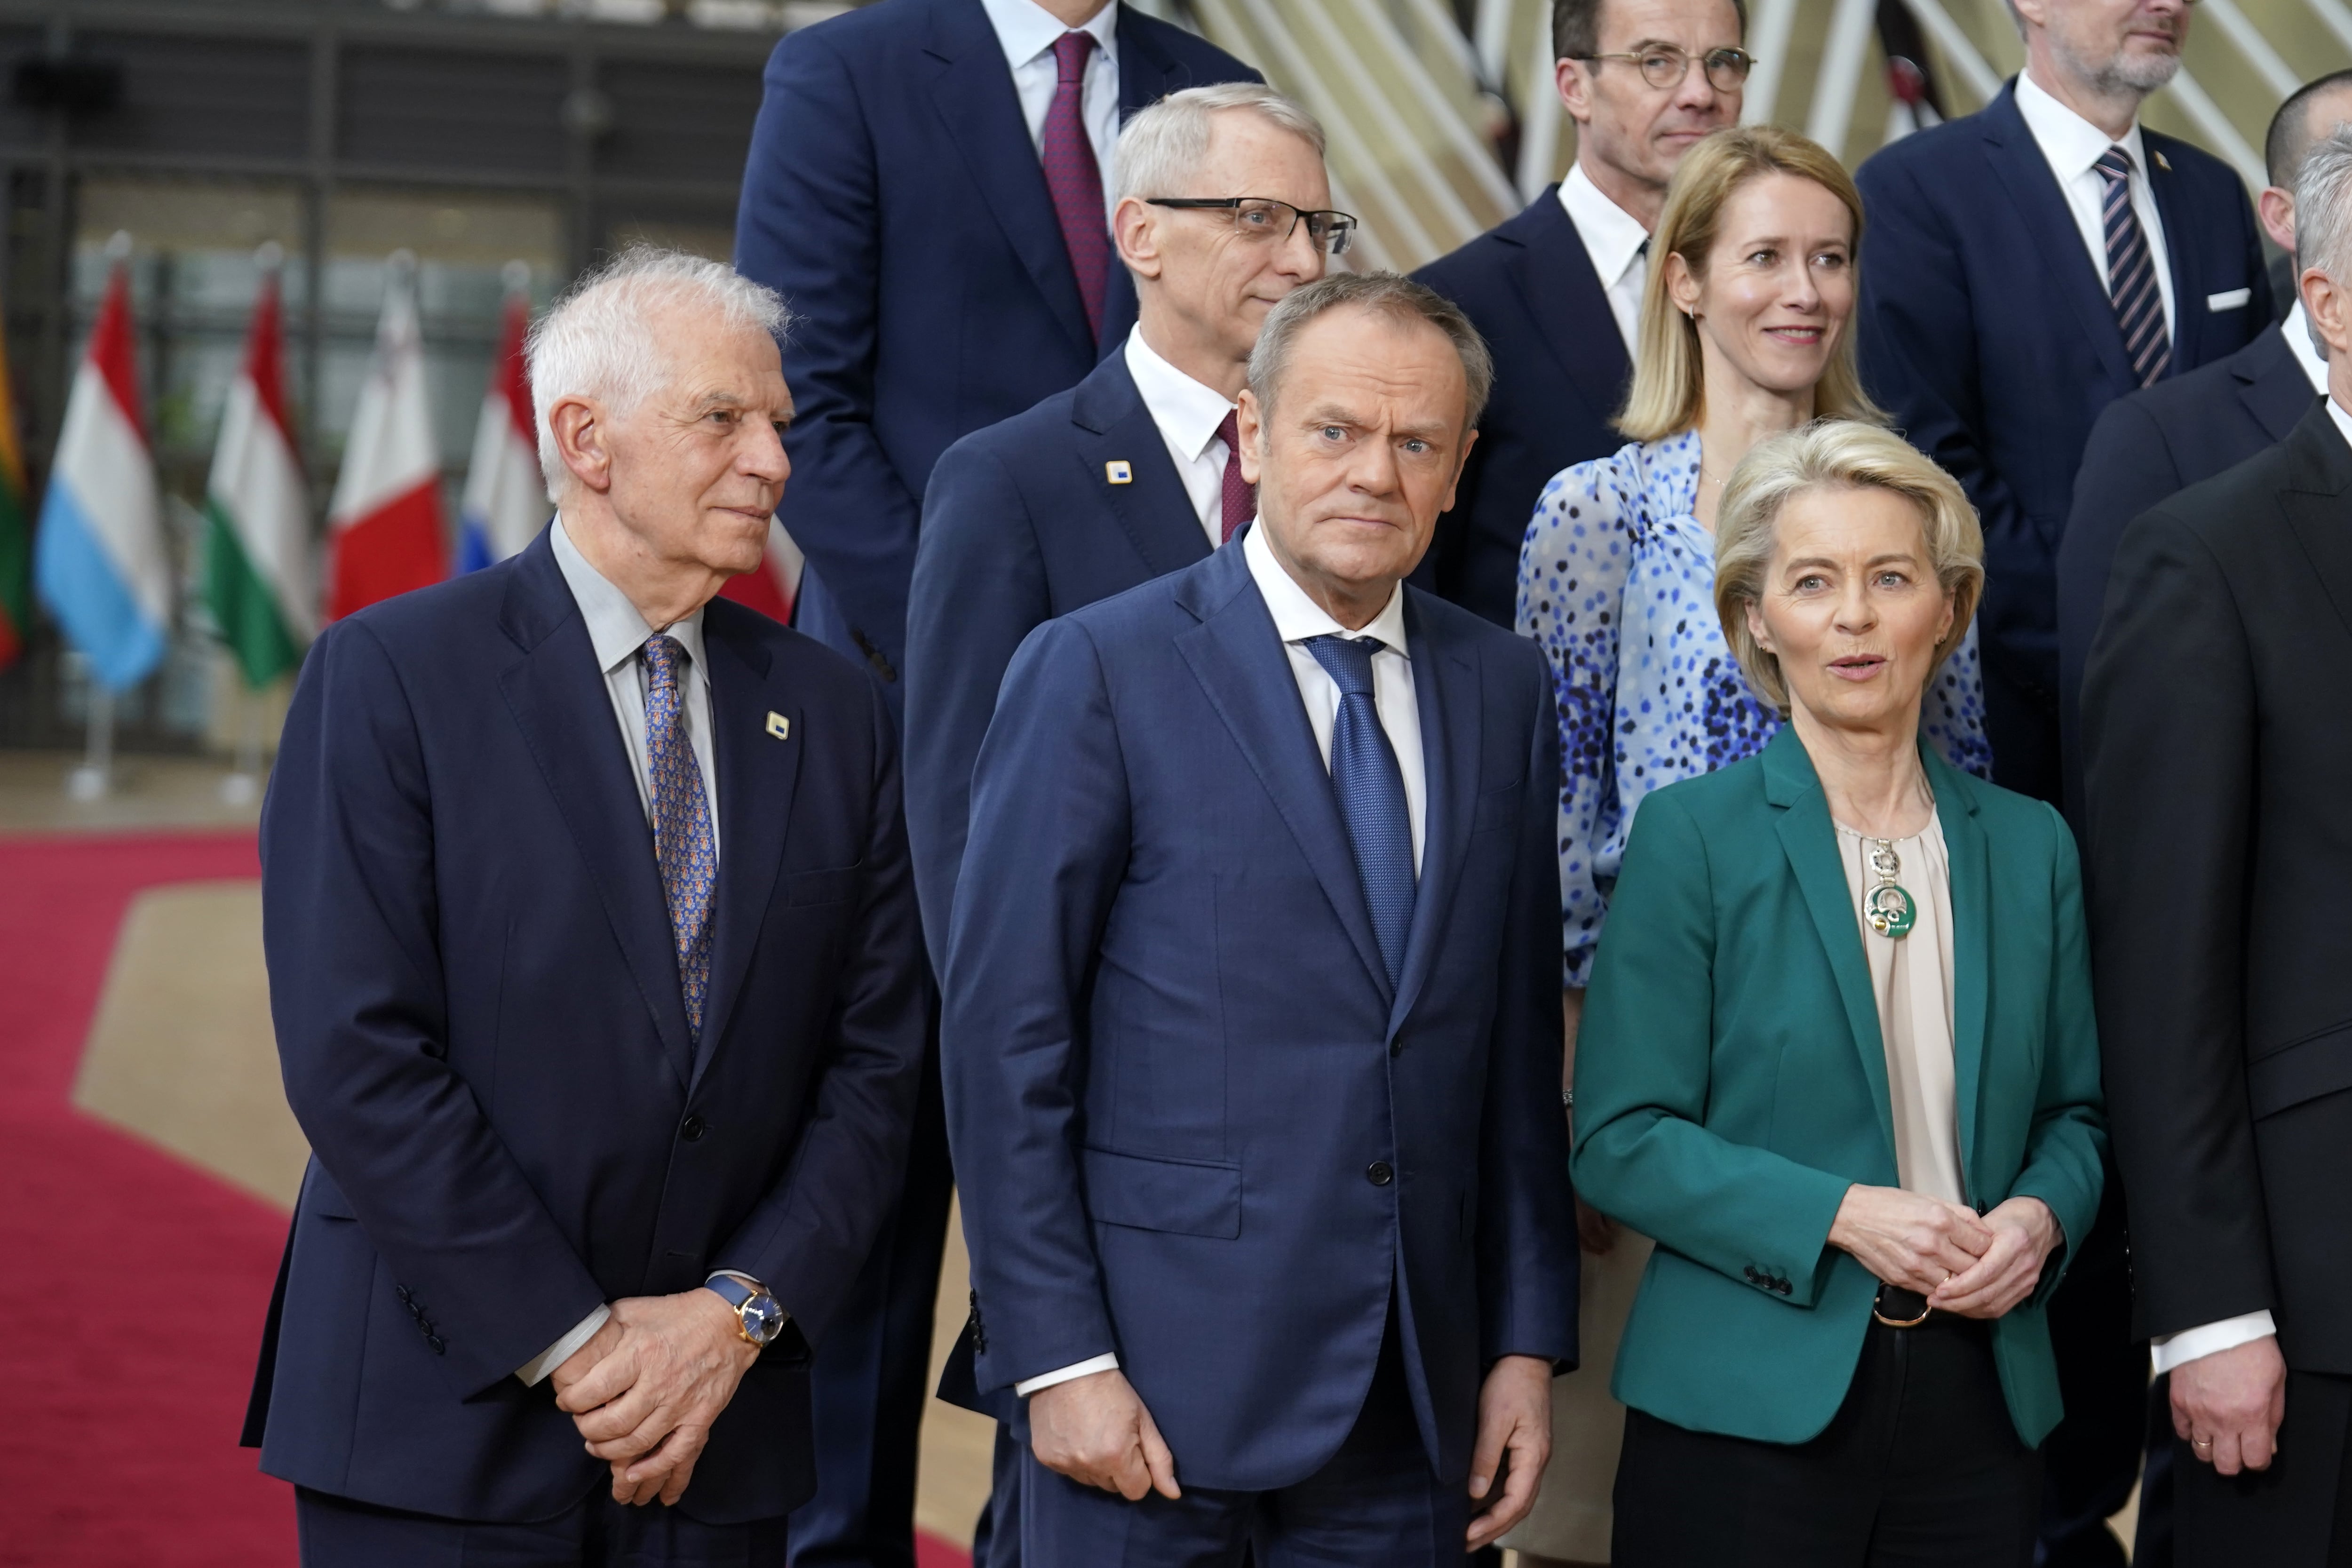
left=2034, top=1170, right=2161, bottom=1567
left=1983, top=654, right=2060, bottom=805
left=790, top=1020, right=956, bottom=1568
left=2174, top=1367, right=2352, bottom=1567
left=1018, top=1316, right=1466, bottom=1567
left=296, top=1485, right=789, bottom=1566
left=1613, top=1316, right=2042, bottom=1567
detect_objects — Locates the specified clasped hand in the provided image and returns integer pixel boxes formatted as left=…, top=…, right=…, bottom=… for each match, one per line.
left=1828, top=1187, right=2059, bottom=1320
left=550, top=1289, right=759, bottom=1506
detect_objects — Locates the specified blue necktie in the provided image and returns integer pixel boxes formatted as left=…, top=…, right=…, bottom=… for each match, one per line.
left=1305, top=634, right=1415, bottom=988
left=2096, top=145, right=2170, bottom=388
left=644, top=634, right=716, bottom=1041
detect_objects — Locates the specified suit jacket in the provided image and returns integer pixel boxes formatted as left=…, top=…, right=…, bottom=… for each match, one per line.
left=241, top=530, right=928, bottom=1524
left=1573, top=728, right=2106, bottom=1448
left=905, top=350, right=1213, bottom=958
left=2055, top=324, right=2317, bottom=825
left=1857, top=80, right=2269, bottom=796
left=734, top=0, right=1256, bottom=712
left=2082, top=398, right=2352, bottom=1366
left=941, top=539, right=1578, bottom=1491
left=1412, top=187, right=1630, bottom=629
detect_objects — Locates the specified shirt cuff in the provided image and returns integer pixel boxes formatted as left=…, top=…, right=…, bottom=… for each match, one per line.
left=1015, top=1353, right=1120, bottom=1398
left=2150, top=1311, right=2278, bottom=1374
left=516, top=1303, right=611, bottom=1387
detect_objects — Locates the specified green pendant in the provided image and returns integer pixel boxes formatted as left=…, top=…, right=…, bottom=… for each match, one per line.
left=1865, top=881, right=1917, bottom=939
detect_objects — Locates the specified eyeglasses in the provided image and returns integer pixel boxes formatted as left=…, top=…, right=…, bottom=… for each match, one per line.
left=1144, top=196, right=1359, bottom=256
left=1570, top=45, right=1756, bottom=93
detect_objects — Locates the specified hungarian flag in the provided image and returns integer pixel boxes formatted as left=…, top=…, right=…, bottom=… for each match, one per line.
left=326, top=255, right=445, bottom=620
left=718, top=518, right=804, bottom=624
left=0, top=287, right=28, bottom=671
left=203, top=246, right=313, bottom=688
left=33, top=235, right=170, bottom=692
left=458, top=268, right=545, bottom=570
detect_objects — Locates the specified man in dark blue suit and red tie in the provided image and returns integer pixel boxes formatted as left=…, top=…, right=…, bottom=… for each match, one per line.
left=1856, top=3, right=2269, bottom=1561
left=944, top=273, right=1578, bottom=1566
left=241, top=250, right=927, bottom=1565
left=733, top=5, right=1256, bottom=1561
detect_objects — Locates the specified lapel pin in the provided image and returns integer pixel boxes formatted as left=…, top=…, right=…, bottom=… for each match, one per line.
left=765, top=711, right=791, bottom=740
left=2153, top=149, right=2171, bottom=172
left=1104, top=459, right=1133, bottom=485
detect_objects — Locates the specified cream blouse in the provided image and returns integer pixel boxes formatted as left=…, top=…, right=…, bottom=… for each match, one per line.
left=1833, top=812, right=1966, bottom=1205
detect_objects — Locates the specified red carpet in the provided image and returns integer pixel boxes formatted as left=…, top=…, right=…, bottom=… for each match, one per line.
left=0, top=831, right=972, bottom=1568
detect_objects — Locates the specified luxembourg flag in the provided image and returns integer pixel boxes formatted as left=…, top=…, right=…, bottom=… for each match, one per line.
left=326, top=252, right=445, bottom=619
left=203, top=244, right=313, bottom=689
left=458, top=263, right=545, bottom=571
left=34, top=232, right=170, bottom=692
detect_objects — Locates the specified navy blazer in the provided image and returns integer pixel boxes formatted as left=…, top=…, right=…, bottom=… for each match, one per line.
left=241, top=530, right=928, bottom=1525
left=734, top=0, right=1256, bottom=711
left=905, top=350, right=1212, bottom=957
left=2056, top=323, right=2317, bottom=826
left=1857, top=80, right=2269, bottom=791
left=941, top=539, right=1578, bottom=1492
left=1413, top=188, right=1630, bottom=628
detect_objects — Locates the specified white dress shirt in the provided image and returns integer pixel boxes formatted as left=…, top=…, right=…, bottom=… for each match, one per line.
left=2286, top=298, right=2331, bottom=393
left=518, top=518, right=737, bottom=1387
left=1557, top=162, right=1650, bottom=357
left=1012, top=525, right=1430, bottom=1400
left=1123, top=326, right=1240, bottom=548
left=2014, top=70, right=2176, bottom=344
left=979, top=0, right=1121, bottom=220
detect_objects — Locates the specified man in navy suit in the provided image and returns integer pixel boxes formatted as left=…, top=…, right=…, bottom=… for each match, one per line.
left=944, top=273, right=1578, bottom=1565
left=2057, top=71, right=2351, bottom=826
left=241, top=250, right=927, bottom=1564
left=1414, top=0, right=1747, bottom=628
left=734, top=7, right=1256, bottom=1561
left=1856, top=0, right=2269, bottom=812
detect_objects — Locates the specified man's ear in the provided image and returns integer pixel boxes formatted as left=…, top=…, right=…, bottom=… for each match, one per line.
left=2257, top=186, right=2297, bottom=255
left=1556, top=58, right=1594, bottom=130
left=1236, top=388, right=1265, bottom=487
left=1113, top=196, right=1164, bottom=281
left=549, top=395, right=614, bottom=495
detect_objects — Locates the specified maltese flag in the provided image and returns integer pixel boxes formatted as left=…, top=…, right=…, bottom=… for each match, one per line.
left=326, top=252, right=447, bottom=618
left=459, top=263, right=546, bottom=570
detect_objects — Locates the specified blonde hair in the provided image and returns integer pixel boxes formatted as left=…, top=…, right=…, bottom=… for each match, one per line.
left=1617, top=126, right=1882, bottom=442
left=1711, top=420, right=1982, bottom=715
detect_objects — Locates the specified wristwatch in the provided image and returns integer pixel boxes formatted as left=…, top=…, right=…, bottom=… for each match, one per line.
left=706, top=1274, right=788, bottom=1348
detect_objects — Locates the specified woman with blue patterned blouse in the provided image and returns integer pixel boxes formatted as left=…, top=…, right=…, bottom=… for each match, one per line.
left=1505, top=125, right=1992, bottom=1568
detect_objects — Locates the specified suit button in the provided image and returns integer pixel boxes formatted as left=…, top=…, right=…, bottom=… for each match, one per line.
left=1743, top=1266, right=1760, bottom=1282
left=680, top=1114, right=707, bottom=1142
left=1389, top=1040, right=1403, bottom=1058
left=425, top=1334, right=446, bottom=1355
left=1367, top=1161, right=1394, bottom=1187
left=396, top=1286, right=413, bottom=1304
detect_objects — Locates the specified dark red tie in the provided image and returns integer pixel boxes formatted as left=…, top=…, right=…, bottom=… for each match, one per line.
left=1043, top=32, right=1109, bottom=344
left=1216, top=409, right=1254, bottom=543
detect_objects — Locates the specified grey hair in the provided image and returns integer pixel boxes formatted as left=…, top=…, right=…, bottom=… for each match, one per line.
left=1246, top=271, right=1494, bottom=432
left=2299, top=125, right=2352, bottom=292
left=524, top=244, right=793, bottom=498
left=1112, top=84, right=1327, bottom=208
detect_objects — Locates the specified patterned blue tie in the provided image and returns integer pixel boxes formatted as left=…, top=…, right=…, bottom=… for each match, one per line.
left=1305, top=635, right=1416, bottom=988
left=2096, top=145, right=2170, bottom=388
left=643, top=634, right=716, bottom=1041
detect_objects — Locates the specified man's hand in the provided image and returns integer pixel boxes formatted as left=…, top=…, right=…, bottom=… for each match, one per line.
left=1028, top=1369, right=1180, bottom=1501
left=1466, top=1354, right=1553, bottom=1551
left=2173, top=1335, right=2288, bottom=1475
left=554, top=1288, right=761, bottom=1506
left=1931, top=1197, right=2060, bottom=1320
left=1827, top=1184, right=1993, bottom=1295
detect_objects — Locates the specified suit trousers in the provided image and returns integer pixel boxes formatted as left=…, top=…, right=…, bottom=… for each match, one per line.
left=2174, top=1368, right=2352, bottom=1567
left=1018, top=1311, right=1468, bottom=1567
left=1612, top=1316, right=2041, bottom=1567
left=294, top=1484, right=789, bottom=1566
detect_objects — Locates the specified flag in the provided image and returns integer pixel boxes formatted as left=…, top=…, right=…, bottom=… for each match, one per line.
left=458, top=265, right=544, bottom=571
left=0, top=289, right=29, bottom=671
left=716, top=517, right=804, bottom=624
left=326, top=253, right=445, bottom=619
left=203, top=246, right=313, bottom=689
left=34, top=235, right=169, bottom=692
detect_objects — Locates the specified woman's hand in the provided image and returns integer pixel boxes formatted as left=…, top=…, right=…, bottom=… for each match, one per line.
left=1930, top=1197, right=2061, bottom=1320
left=1827, top=1184, right=1993, bottom=1295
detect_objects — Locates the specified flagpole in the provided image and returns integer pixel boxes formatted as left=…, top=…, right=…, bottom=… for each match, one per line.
left=221, top=686, right=264, bottom=804
left=68, top=684, right=112, bottom=801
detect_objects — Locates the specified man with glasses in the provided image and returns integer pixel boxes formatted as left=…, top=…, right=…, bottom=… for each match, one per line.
left=1414, top=0, right=1748, bottom=629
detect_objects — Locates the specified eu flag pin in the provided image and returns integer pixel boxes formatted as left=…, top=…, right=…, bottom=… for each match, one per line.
left=765, top=711, right=791, bottom=740
left=1104, top=460, right=1133, bottom=485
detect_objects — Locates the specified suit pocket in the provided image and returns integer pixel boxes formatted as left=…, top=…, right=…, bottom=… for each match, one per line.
left=785, top=865, right=861, bottom=907
left=303, top=1160, right=359, bottom=1221
left=2249, top=1019, right=2352, bottom=1118
left=1081, top=1147, right=1242, bottom=1239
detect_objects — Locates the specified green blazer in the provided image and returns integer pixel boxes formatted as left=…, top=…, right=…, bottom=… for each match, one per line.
left=1571, top=726, right=2106, bottom=1448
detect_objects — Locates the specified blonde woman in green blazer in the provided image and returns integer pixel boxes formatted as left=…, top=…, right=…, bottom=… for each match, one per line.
left=1572, top=421, right=2106, bottom=1567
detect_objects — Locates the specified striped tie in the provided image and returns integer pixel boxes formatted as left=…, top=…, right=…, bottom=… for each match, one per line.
left=2096, top=146, right=2170, bottom=388
left=644, top=634, right=716, bottom=1041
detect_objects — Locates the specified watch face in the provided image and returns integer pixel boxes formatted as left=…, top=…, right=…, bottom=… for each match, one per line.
left=743, top=1294, right=786, bottom=1345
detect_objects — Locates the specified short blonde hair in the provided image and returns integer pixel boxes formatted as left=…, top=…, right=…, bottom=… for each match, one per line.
left=1711, top=420, right=1983, bottom=715
left=1617, top=126, right=1882, bottom=442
